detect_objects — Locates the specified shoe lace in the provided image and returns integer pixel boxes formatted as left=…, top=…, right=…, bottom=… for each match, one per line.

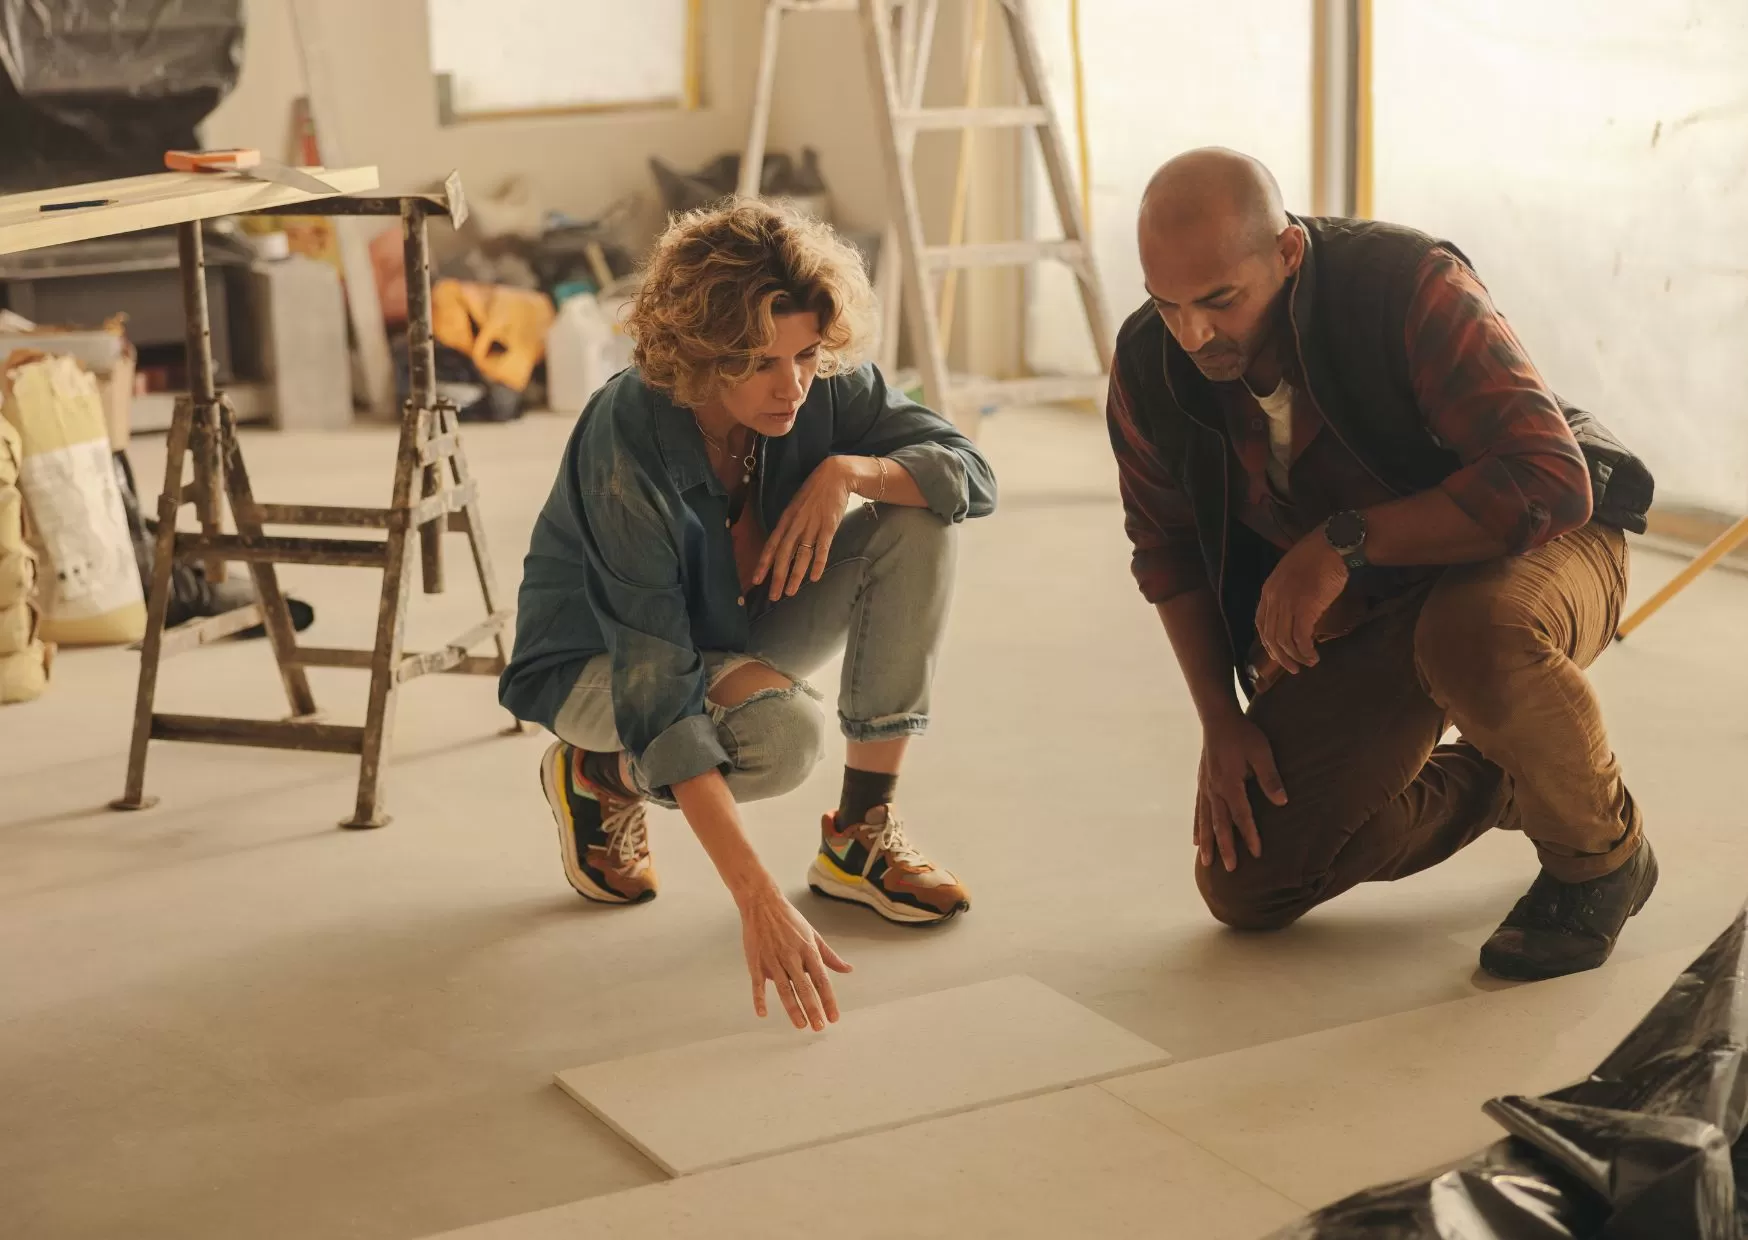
left=601, top=798, right=649, bottom=867
left=1521, top=871, right=1606, bottom=932
left=871, top=808, right=929, bottom=869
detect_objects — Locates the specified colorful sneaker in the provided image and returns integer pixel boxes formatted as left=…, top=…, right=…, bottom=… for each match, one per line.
left=539, top=741, right=656, bottom=904
left=807, top=804, right=970, bottom=925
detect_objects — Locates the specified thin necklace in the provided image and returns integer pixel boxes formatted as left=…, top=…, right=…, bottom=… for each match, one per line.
left=691, top=414, right=730, bottom=454
left=693, top=415, right=760, bottom=516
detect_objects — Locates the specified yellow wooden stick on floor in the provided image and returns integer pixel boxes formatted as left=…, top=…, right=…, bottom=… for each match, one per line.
left=1616, top=513, right=1748, bottom=639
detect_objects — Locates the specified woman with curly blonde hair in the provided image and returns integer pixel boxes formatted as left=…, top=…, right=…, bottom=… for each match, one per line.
left=501, top=199, right=996, bottom=1031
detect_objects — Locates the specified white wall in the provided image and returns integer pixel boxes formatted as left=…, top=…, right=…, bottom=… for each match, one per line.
left=1022, top=1, right=1313, bottom=378
left=1374, top=1, right=1748, bottom=514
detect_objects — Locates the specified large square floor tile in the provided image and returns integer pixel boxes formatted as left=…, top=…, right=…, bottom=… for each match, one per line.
left=555, top=975, right=1171, bottom=1175
left=1101, top=945, right=1701, bottom=1209
left=422, top=1085, right=1302, bottom=1239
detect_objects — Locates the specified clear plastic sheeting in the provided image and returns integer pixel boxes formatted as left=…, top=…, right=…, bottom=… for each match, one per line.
left=0, top=0, right=243, bottom=193
left=1272, top=904, right=1748, bottom=1239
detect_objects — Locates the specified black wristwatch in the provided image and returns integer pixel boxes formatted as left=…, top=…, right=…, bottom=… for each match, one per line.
left=1324, top=509, right=1369, bottom=570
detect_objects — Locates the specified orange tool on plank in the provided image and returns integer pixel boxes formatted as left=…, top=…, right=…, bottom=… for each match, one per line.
left=165, top=148, right=335, bottom=196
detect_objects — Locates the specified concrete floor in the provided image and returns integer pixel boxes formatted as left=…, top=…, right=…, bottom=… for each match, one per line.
left=2, top=407, right=1744, bottom=1239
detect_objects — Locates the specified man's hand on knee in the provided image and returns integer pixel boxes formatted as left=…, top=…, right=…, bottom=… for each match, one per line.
left=1195, top=714, right=1288, bottom=872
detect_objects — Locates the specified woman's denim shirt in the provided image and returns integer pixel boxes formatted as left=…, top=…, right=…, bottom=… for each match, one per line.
left=500, top=362, right=997, bottom=791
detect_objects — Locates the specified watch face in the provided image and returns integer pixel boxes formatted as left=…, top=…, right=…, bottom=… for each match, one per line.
left=1327, top=510, right=1366, bottom=551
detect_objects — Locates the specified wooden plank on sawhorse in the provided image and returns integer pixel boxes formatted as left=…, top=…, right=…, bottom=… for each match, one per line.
left=0, top=166, right=379, bottom=255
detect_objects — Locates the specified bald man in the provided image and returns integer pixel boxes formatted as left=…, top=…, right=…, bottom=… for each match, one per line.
left=1106, top=148, right=1657, bottom=980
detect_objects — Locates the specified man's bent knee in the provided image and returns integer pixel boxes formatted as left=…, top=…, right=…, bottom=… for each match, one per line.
left=1195, top=858, right=1312, bottom=932
left=1414, top=577, right=1543, bottom=722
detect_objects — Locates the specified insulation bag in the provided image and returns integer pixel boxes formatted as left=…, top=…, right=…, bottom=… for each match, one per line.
left=1, top=350, right=145, bottom=645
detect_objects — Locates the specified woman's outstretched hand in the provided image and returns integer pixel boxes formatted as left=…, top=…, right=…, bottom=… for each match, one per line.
left=736, top=880, right=854, bottom=1031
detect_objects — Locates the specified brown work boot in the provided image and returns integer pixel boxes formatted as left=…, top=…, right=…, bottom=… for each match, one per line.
left=808, top=804, right=970, bottom=925
left=539, top=741, right=657, bottom=904
left=1479, top=840, right=1658, bottom=981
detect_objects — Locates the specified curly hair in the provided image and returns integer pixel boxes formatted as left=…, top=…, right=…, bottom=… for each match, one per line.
left=626, top=198, right=876, bottom=408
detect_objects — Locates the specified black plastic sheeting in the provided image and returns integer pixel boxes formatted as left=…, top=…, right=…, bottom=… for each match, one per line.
left=0, top=0, right=243, bottom=193
left=1273, top=903, right=1748, bottom=1239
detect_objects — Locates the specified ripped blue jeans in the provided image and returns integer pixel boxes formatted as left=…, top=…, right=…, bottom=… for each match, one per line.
left=550, top=504, right=957, bottom=805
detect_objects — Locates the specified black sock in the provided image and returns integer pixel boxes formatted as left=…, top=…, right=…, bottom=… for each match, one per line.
left=839, top=767, right=899, bottom=826
left=581, top=750, right=637, bottom=801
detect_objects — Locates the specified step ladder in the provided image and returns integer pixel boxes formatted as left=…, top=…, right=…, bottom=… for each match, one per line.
left=741, top=0, right=1113, bottom=428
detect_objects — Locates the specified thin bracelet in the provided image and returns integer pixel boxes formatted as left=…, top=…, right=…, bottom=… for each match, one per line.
left=873, top=456, right=888, bottom=505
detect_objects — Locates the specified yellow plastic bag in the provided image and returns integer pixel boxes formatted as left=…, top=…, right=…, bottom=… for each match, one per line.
left=432, top=280, right=556, bottom=393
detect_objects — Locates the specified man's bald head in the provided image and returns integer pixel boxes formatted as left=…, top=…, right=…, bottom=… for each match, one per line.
left=1139, top=147, right=1289, bottom=262
left=1134, top=148, right=1303, bottom=384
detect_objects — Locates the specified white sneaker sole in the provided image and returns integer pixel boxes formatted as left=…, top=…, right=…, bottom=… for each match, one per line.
left=806, top=856, right=966, bottom=926
left=540, top=741, right=637, bottom=905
